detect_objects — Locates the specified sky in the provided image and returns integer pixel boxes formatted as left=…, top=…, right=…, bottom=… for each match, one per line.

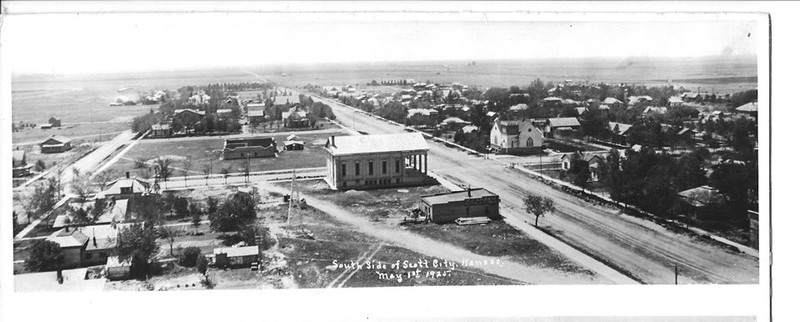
left=2, top=9, right=760, bottom=75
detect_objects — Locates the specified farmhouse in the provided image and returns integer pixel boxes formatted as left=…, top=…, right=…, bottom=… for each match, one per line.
left=324, top=133, right=431, bottom=190
left=213, top=246, right=259, bottom=267
left=223, top=137, right=277, bottom=160
left=490, top=119, right=543, bottom=154
left=419, top=188, right=501, bottom=224
left=40, top=135, right=72, bottom=153
left=12, top=149, right=32, bottom=177
left=602, top=97, right=623, bottom=108
left=668, top=96, right=684, bottom=107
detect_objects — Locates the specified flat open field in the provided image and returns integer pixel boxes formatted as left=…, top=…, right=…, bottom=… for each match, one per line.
left=96, top=129, right=350, bottom=182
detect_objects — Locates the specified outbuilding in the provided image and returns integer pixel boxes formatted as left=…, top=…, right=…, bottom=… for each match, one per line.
left=419, top=188, right=501, bottom=224
left=40, top=135, right=72, bottom=153
left=213, top=246, right=259, bottom=268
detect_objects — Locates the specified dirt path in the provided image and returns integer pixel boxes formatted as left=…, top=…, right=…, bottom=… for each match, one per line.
left=256, top=182, right=606, bottom=285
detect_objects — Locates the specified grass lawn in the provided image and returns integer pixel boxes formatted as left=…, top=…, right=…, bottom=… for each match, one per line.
left=95, top=129, right=350, bottom=183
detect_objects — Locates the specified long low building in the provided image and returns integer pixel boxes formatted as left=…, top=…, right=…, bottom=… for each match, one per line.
left=222, top=137, right=277, bottom=160
left=419, top=188, right=501, bottom=224
left=324, top=133, right=431, bottom=190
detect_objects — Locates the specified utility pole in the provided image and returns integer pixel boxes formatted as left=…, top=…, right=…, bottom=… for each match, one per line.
left=674, top=265, right=679, bottom=285
left=287, top=169, right=299, bottom=224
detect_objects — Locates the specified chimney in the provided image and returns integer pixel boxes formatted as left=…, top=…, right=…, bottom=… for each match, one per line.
left=92, top=228, right=97, bottom=247
left=57, top=269, right=63, bottom=284
left=126, top=171, right=130, bottom=179
left=467, top=185, right=472, bottom=197
left=331, top=136, right=336, bottom=148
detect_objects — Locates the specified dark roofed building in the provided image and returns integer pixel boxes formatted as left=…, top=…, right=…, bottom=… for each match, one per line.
left=223, top=137, right=277, bottom=160
left=419, top=188, right=501, bottom=224
left=40, top=135, right=72, bottom=153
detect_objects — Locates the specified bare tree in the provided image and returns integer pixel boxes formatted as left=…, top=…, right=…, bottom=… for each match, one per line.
left=202, top=161, right=213, bottom=186
left=182, top=157, right=193, bottom=187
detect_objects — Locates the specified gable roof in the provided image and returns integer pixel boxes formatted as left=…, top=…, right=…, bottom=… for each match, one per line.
left=735, top=102, right=758, bottom=113
left=602, top=97, right=622, bottom=105
left=547, top=117, right=581, bottom=128
left=247, top=110, right=265, bottom=117
left=609, top=122, right=633, bottom=135
left=509, top=103, right=529, bottom=111
left=47, top=228, right=89, bottom=248
left=41, top=135, right=72, bottom=145
left=326, top=133, right=428, bottom=156
left=102, top=177, right=150, bottom=195
left=174, top=109, right=206, bottom=117
left=440, top=117, right=470, bottom=125
left=273, top=95, right=301, bottom=105
left=678, top=185, right=727, bottom=207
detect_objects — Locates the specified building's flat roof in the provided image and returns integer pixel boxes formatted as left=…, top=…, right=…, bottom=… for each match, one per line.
left=421, top=188, right=498, bottom=205
left=214, top=245, right=259, bottom=257
left=326, top=133, right=428, bottom=156
left=14, top=268, right=106, bottom=292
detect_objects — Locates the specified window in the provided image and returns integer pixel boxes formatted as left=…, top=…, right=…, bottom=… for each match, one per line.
left=341, top=162, right=347, bottom=177
left=368, top=162, right=374, bottom=175
left=382, top=161, right=387, bottom=174
left=527, top=137, right=534, bottom=147
left=120, top=187, right=132, bottom=194
left=395, top=160, right=400, bottom=173
left=355, top=162, right=360, bottom=175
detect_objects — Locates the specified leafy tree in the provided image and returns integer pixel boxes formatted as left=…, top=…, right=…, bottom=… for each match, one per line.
left=196, top=253, right=209, bottom=274
left=220, top=166, right=231, bottom=185
left=116, top=224, right=160, bottom=279
left=155, top=157, right=174, bottom=183
left=524, top=195, right=555, bottom=227
left=568, top=153, right=591, bottom=188
left=209, top=192, right=256, bottom=232
left=580, top=108, right=609, bottom=139
left=709, top=163, right=756, bottom=225
left=598, top=149, right=624, bottom=200
left=71, top=206, right=92, bottom=225
left=172, top=197, right=189, bottom=218
left=25, top=240, right=64, bottom=272
left=674, top=151, right=708, bottom=191
left=34, top=159, right=47, bottom=172
left=90, top=198, right=106, bottom=222
left=26, top=177, right=59, bottom=217
left=190, top=203, right=203, bottom=235
left=206, top=196, right=219, bottom=215
left=179, top=247, right=202, bottom=267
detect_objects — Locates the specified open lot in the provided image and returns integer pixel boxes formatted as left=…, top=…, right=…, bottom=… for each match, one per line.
left=95, top=129, right=350, bottom=182
left=281, top=180, right=594, bottom=279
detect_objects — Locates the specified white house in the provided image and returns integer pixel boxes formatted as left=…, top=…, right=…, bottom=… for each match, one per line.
left=490, top=119, right=543, bottom=154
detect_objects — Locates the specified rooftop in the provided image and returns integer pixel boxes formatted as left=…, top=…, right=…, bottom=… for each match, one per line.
left=326, top=133, right=428, bottom=156
left=735, top=102, right=758, bottom=113
left=548, top=117, right=581, bottom=128
left=421, top=188, right=498, bottom=205
left=14, top=268, right=105, bottom=292
left=678, top=185, right=727, bottom=207
left=214, top=245, right=259, bottom=257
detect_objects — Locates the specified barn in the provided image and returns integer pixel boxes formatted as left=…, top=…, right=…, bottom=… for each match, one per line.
left=419, top=188, right=501, bottom=224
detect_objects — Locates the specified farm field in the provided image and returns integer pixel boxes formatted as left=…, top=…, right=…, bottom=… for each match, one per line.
left=95, top=129, right=351, bottom=182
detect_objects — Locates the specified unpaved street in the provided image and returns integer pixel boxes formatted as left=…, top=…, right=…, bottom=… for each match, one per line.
left=310, top=93, right=759, bottom=284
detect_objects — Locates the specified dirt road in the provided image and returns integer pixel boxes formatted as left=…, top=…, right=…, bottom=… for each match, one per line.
left=257, top=183, right=606, bottom=285
left=310, top=93, right=759, bottom=284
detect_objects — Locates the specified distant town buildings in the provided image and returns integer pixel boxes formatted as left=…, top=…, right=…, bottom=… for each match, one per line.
left=324, top=133, right=430, bottom=190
